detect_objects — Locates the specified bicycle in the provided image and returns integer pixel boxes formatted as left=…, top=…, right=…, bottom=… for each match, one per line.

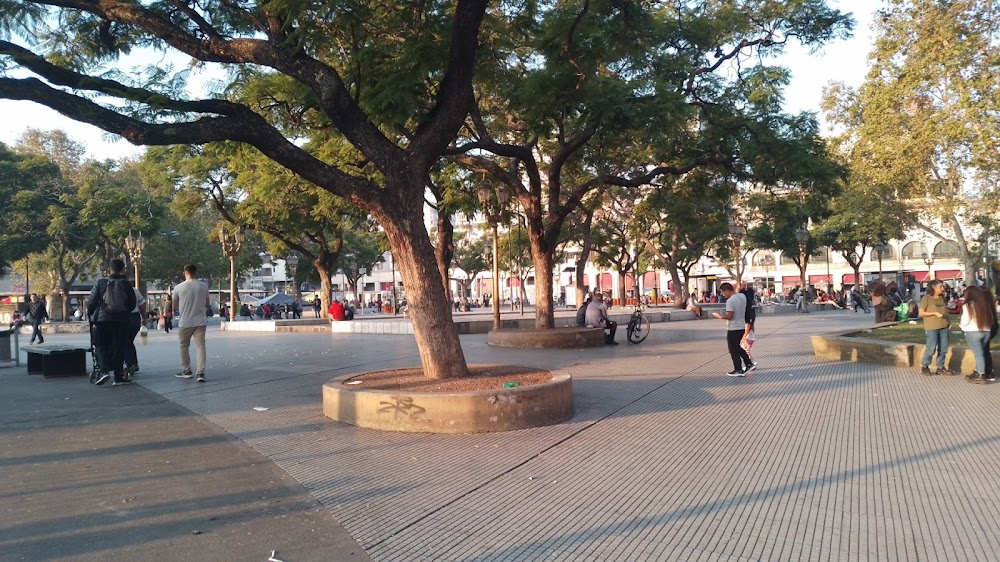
left=626, top=303, right=651, bottom=344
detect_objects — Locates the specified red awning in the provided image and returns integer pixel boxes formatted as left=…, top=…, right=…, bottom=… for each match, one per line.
left=934, top=270, right=962, bottom=280
left=781, top=275, right=801, bottom=285
left=842, top=273, right=857, bottom=284
left=808, top=274, right=831, bottom=284
left=642, top=271, right=657, bottom=286
left=625, top=272, right=636, bottom=290
left=911, top=271, right=930, bottom=282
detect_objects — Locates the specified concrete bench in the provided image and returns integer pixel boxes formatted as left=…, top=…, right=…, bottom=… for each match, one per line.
left=22, top=345, right=90, bottom=377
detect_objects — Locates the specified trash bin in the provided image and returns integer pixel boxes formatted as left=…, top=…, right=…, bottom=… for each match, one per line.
left=0, top=329, right=11, bottom=361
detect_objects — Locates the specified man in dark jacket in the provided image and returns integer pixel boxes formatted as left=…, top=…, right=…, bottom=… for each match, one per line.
left=27, top=293, right=49, bottom=344
left=87, top=259, right=137, bottom=386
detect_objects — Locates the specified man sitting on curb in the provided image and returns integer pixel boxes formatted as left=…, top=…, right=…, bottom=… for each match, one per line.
left=585, top=291, right=618, bottom=345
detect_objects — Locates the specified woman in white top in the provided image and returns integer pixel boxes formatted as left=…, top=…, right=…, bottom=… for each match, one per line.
left=959, top=286, right=996, bottom=383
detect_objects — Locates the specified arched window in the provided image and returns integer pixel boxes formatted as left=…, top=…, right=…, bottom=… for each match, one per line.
left=933, top=240, right=961, bottom=259
left=811, top=247, right=830, bottom=261
left=752, top=252, right=776, bottom=267
left=901, top=241, right=929, bottom=259
left=779, top=252, right=796, bottom=266
left=871, top=245, right=896, bottom=261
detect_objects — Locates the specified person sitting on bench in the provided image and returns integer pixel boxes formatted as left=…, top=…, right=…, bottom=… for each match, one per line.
left=585, top=291, right=618, bottom=345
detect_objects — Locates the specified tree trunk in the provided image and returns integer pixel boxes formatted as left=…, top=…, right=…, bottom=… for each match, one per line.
left=60, top=284, right=70, bottom=321
left=435, top=212, right=456, bottom=302
left=574, top=251, right=590, bottom=309
left=618, top=271, right=627, bottom=306
left=381, top=206, right=468, bottom=379
left=529, top=235, right=556, bottom=329
left=669, top=264, right=685, bottom=309
left=315, top=261, right=333, bottom=319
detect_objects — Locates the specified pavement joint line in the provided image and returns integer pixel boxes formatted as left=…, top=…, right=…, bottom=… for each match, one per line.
left=367, top=356, right=722, bottom=551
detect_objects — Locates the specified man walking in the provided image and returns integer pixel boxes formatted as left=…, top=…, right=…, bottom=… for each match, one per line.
left=173, top=264, right=210, bottom=382
left=27, top=293, right=49, bottom=344
left=712, top=283, right=755, bottom=377
left=87, top=259, right=137, bottom=386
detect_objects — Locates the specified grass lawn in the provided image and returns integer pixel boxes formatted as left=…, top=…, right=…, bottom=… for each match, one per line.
left=855, top=320, right=969, bottom=348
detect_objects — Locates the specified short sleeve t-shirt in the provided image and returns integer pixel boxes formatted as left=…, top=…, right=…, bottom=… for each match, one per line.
left=920, top=295, right=949, bottom=330
left=173, top=279, right=209, bottom=328
left=131, top=287, right=145, bottom=314
left=725, top=292, right=747, bottom=332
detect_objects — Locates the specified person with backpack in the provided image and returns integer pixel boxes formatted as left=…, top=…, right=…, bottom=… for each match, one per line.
left=711, top=283, right=756, bottom=377
left=86, top=259, right=137, bottom=386
left=173, top=264, right=211, bottom=382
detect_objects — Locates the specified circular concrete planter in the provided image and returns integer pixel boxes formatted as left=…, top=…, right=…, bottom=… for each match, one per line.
left=323, top=369, right=574, bottom=433
left=487, top=327, right=605, bottom=348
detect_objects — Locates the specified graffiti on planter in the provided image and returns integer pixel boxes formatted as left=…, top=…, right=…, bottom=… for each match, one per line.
left=378, top=396, right=426, bottom=417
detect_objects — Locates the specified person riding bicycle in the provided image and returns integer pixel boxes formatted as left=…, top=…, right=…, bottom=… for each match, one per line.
left=585, top=291, right=618, bottom=345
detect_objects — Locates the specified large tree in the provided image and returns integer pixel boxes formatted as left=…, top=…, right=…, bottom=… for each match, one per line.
left=448, top=0, right=853, bottom=329
left=823, top=0, right=1000, bottom=283
left=0, top=0, right=493, bottom=378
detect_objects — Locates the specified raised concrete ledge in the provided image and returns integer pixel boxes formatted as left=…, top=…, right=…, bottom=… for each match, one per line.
left=323, top=370, right=574, bottom=433
left=812, top=325, right=997, bottom=373
left=222, top=319, right=330, bottom=332
left=487, top=327, right=606, bottom=348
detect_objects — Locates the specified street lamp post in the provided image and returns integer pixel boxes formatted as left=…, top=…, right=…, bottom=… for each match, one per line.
left=219, top=225, right=245, bottom=322
left=124, top=231, right=145, bottom=289
left=761, top=254, right=774, bottom=297
left=848, top=251, right=860, bottom=290
left=286, top=254, right=299, bottom=296
left=477, top=182, right=510, bottom=330
left=922, top=251, right=935, bottom=286
left=728, top=219, right=743, bottom=288
left=796, top=226, right=810, bottom=313
left=874, top=241, right=885, bottom=287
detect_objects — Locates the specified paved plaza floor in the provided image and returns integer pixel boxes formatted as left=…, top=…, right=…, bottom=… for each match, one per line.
left=3, top=310, right=1000, bottom=561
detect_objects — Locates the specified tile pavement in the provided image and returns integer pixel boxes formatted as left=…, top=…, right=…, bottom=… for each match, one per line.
left=16, top=310, right=1000, bottom=560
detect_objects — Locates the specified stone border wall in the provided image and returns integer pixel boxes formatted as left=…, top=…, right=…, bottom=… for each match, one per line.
left=812, top=325, right=998, bottom=374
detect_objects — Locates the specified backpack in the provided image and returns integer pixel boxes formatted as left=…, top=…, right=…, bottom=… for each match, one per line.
left=741, top=288, right=757, bottom=325
left=101, top=278, right=131, bottom=314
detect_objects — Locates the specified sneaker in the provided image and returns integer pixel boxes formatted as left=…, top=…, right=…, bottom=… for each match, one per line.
left=727, top=369, right=746, bottom=377
left=605, top=340, right=619, bottom=346
left=745, top=363, right=757, bottom=373
left=175, top=372, right=193, bottom=379
left=987, top=374, right=997, bottom=382
left=112, top=378, right=132, bottom=386
left=196, top=374, right=206, bottom=383
left=936, top=368, right=953, bottom=376
left=968, top=371, right=986, bottom=384
left=920, top=366, right=932, bottom=376
left=95, top=372, right=112, bottom=386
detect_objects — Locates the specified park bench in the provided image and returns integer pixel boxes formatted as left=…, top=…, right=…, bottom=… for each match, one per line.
left=22, top=345, right=90, bottom=377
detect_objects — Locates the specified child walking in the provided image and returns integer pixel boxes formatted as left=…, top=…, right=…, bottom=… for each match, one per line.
left=741, top=318, right=756, bottom=366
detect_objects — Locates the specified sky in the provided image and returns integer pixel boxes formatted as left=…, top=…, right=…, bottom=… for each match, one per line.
left=0, top=0, right=878, bottom=161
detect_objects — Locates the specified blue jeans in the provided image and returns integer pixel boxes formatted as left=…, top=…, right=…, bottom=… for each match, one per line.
left=922, top=328, right=950, bottom=369
left=964, top=331, right=990, bottom=374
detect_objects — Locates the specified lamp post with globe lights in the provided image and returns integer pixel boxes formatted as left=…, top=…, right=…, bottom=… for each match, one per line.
left=219, top=225, right=245, bottom=322
left=728, top=219, right=744, bottom=288
left=874, top=241, right=885, bottom=286
left=922, top=251, right=935, bottom=287
left=477, top=182, right=510, bottom=330
left=124, top=231, right=145, bottom=290
left=796, top=226, right=810, bottom=313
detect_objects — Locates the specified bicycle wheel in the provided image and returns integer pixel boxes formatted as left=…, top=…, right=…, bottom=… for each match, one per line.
left=627, top=315, right=650, bottom=344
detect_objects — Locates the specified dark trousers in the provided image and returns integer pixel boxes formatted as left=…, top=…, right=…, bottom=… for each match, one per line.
left=30, top=321, right=43, bottom=343
left=94, top=322, right=129, bottom=378
left=603, top=320, right=617, bottom=342
left=125, top=312, right=141, bottom=368
left=727, top=329, right=753, bottom=371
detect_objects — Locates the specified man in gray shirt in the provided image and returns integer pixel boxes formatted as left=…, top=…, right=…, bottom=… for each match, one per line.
left=172, top=264, right=210, bottom=382
left=712, top=282, right=755, bottom=377
left=585, top=291, right=618, bottom=345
